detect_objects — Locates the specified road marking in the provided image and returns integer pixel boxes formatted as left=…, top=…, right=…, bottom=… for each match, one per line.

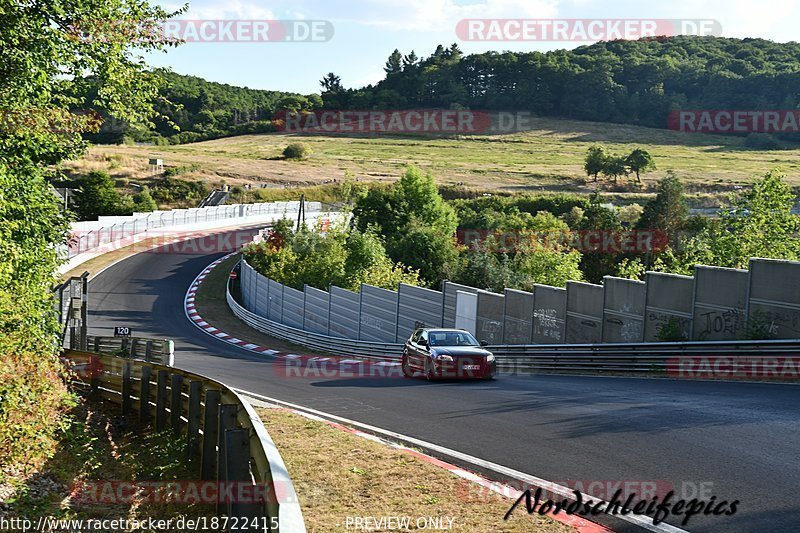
left=234, top=387, right=688, bottom=533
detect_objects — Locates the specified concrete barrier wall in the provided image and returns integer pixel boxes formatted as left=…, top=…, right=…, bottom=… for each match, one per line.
left=502, top=289, right=534, bottom=344
left=238, top=257, right=800, bottom=347
left=268, top=279, right=283, bottom=323
left=359, top=284, right=398, bottom=343
left=748, top=259, right=800, bottom=339
left=443, top=282, right=479, bottom=328
left=476, top=290, right=505, bottom=344
left=282, top=285, right=305, bottom=329
left=254, top=272, right=270, bottom=319
left=455, top=291, right=478, bottom=334
left=644, top=272, right=694, bottom=341
left=532, top=284, right=567, bottom=344
left=602, top=276, right=646, bottom=343
left=565, top=282, right=604, bottom=344
left=241, top=259, right=253, bottom=310
left=328, top=286, right=360, bottom=339
left=303, top=285, right=330, bottom=335
left=692, top=266, right=748, bottom=340
left=396, top=283, right=443, bottom=342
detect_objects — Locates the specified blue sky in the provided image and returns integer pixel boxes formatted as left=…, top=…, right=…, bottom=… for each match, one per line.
left=145, top=0, right=800, bottom=94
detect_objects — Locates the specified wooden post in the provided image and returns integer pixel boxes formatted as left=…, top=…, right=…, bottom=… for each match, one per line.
left=145, top=341, right=153, bottom=362
left=170, top=374, right=184, bottom=435
left=121, top=337, right=129, bottom=356
left=201, top=389, right=221, bottom=480
left=186, top=381, right=203, bottom=460
left=139, top=366, right=151, bottom=423
left=216, top=404, right=238, bottom=515
left=224, top=429, right=259, bottom=530
left=93, top=336, right=101, bottom=352
left=121, top=362, right=132, bottom=415
left=90, top=355, right=100, bottom=398
left=156, top=370, right=168, bottom=431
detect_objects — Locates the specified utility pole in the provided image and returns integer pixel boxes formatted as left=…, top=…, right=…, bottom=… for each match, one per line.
left=296, top=194, right=305, bottom=231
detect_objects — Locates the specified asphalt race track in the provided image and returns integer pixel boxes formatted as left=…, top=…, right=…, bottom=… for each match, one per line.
left=87, top=229, right=800, bottom=533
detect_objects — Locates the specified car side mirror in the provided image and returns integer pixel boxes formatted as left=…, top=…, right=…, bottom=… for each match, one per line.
left=418, top=339, right=428, bottom=347
left=480, top=340, right=489, bottom=347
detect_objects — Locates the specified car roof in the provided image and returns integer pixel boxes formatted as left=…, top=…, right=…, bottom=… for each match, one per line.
left=421, top=328, right=469, bottom=333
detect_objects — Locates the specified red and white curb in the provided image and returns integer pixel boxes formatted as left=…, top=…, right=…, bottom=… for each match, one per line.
left=183, top=254, right=402, bottom=372
left=184, top=253, right=284, bottom=357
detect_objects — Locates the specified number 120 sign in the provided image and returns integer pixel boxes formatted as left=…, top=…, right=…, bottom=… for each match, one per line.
left=114, top=326, right=132, bottom=337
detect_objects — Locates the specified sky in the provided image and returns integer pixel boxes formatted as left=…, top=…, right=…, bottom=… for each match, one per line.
left=145, top=0, right=800, bottom=94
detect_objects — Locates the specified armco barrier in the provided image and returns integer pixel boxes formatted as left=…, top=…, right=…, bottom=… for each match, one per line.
left=87, top=335, right=174, bottom=366
left=62, top=350, right=305, bottom=533
left=225, top=259, right=800, bottom=377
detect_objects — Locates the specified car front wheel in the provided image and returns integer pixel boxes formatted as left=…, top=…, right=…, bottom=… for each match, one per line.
left=424, top=357, right=436, bottom=381
left=401, top=354, right=413, bottom=378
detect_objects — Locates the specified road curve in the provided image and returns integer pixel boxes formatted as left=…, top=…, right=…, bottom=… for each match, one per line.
left=87, top=228, right=800, bottom=533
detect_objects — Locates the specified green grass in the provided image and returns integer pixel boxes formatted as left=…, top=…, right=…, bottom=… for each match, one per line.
left=66, top=115, right=800, bottom=201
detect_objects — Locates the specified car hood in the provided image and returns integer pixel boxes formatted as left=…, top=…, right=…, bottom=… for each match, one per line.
left=431, top=346, right=492, bottom=357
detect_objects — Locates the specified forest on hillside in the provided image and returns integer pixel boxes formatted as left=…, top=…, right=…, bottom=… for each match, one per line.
left=80, top=36, right=800, bottom=144
left=323, top=37, right=800, bottom=132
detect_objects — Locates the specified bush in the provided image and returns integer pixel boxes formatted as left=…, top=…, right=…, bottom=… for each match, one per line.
left=744, top=133, right=782, bottom=150
left=73, top=170, right=131, bottom=220
left=283, top=142, right=312, bottom=160
left=150, top=177, right=209, bottom=206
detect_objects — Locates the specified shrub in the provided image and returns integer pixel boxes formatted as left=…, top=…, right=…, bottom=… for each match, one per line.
left=744, top=133, right=782, bottom=150
left=283, top=142, right=312, bottom=160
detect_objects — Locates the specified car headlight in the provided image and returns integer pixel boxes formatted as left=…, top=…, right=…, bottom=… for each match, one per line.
left=439, top=354, right=454, bottom=362
left=486, top=354, right=495, bottom=363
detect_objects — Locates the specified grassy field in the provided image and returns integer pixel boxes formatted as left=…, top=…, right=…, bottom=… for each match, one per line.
left=61, top=116, right=800, bottom=199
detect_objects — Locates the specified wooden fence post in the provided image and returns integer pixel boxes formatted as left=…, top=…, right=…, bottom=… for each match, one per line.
left=186, top=380, right=203, bottom=460
left=225, top=428, right=261, bottom=531
left=201, top=389, right=221, bottom=480
left=170, top=374, right=184, bottom=435
left=121, top=362, right=132, bottom=415
left=156, top=370, right=169, bottom=431
left=139, top=365, right=151, bottom=423
left=216, top=404, right=238, bottom=515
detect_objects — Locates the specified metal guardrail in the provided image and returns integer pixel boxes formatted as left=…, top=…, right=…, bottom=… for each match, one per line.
left=490, top=340, right=800, bottom=374
left=226, top=263, right=800, bottom=376
left=54, top=272, right=88, bottom=349
left=63, top=350, right=306, bottom=533
left=87, top=335, right=175, bottom=366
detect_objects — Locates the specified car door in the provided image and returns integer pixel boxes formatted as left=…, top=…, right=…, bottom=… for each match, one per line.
left=416, top=330, right=430, bottom=371
left=406, top=329, right=423, bottom=370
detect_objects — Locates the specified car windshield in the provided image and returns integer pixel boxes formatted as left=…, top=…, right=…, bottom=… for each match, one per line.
left=428, top=331, right=480, bottom=347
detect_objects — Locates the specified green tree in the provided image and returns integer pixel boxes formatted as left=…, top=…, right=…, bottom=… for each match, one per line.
left=384, top=49, right=404, bottom=75
left=132, top=186, right=158, bottom=212
left=601, top=155, right=629, bottom=183
left=0, top=0, right=180, bottom=474
left=320, top=72, right=342, bottom=92
left=584, top=145, right=608, bottom=182
left=695, top=169, right=800, bottom=269
left=74, top=170, right=128, bottom=220
left=625, top=148, right=656, bottom=183
left=636, top=173, right=688, bottom=232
